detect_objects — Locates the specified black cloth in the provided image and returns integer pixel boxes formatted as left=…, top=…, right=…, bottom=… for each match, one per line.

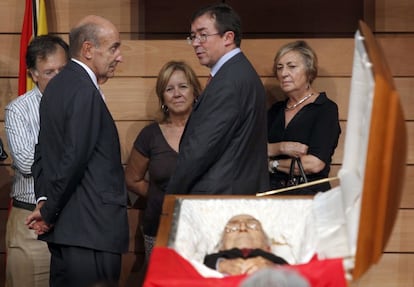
left=166, top=52, right=269, bottom=195
left=267, top=92, right=341, bottom=194
left=32, top=60, right=129, bottom=283
left=203, top=248, right=289, bottom=270
left=133, top=122, right=178, bottom=236
left=0, top=137, right=8, bottom=161
left=48, top=243, right=121, bottom=287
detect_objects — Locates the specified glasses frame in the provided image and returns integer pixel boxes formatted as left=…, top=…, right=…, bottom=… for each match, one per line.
left=186, top=33, right=220, bottom=45
left=224, top=219, right=261, bottom=233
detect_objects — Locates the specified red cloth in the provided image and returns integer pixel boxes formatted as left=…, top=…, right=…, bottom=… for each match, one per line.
left=143, top=247, right=347, bottom=287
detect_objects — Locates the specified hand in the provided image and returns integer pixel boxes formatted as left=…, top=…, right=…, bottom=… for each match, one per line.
left=218, top=257, right=275, bottom=275
left=242, top=257, right=275, bottom=274
left=218, top=258, right=246, bottom=275
left=280, top=141, right=308, bottom=158
left=25, top=201, right=52, bottom=235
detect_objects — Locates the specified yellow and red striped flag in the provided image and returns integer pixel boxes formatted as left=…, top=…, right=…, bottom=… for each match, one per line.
left=18, top=0, right=48, bottom=95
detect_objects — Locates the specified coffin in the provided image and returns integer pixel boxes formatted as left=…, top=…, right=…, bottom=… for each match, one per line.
left=143, top=21, right=407, bottom=286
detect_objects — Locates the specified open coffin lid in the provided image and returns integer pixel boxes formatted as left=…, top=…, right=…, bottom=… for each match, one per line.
left=145, top=21, right=407, bottom=285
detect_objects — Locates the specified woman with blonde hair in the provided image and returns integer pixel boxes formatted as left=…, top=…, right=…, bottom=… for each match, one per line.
left=125, top=60, right=202, bottom=259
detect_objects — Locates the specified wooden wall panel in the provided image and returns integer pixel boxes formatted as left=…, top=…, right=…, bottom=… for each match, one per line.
left=0, top=0, right=25, bottom=33
left=0, top=36, right=364, bottom=77
left=376, top=0, right=414, bottom=32
left=104, top=78, right=158, bottom=121
left=0, top=79, right=17, bottom=120
left=0, top=0, right=139, bottom=33
left=350, top=254, right=414, bottom=286
left=2, top=76, right=414, bottom=122
left=0, top=35, right=20, bottom=77
left=331, top=120, right=414, bottom=165
left=2, top=36, right=413, bottom=78
left=401, top=168, right=414, bottom=209
left=0, top=36, right=354, bottom=77
left=385, top=210, right=414, bottom=252
left=142, top=0, right=366, bottom=36
left=9, top=0, right=414, bottom=35
left=116, top=120, right=151, bottom=164
left=104, top=77, right=352, bottom=121
left=377, top=36, right=414, bottom=76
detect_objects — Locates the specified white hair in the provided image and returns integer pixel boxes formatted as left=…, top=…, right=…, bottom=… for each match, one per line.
left=239, top=268, right=310, bottom=287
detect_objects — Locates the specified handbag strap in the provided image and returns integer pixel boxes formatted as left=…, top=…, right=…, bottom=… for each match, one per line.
left=295, top=157, right=308, bottom=183
left=288, top=157, right=308, bottom=183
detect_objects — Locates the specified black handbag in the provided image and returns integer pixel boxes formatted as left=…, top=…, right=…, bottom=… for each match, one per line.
left=0, top=138, right=8, bottom=161
left=286, top=157, right=308, bottom=187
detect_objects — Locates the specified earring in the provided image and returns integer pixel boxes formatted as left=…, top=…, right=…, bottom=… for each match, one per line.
left=161, top=104, right=169, bottom=113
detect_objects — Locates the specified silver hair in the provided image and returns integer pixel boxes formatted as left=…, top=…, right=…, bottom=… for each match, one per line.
left=239, top=268, right=310, bottom=287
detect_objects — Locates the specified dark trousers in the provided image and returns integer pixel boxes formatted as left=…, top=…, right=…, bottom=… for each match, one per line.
left=48, top=243, right=121, bottom=287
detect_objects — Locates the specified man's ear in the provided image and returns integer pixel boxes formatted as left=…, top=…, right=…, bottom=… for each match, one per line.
left=81, top=41, right=94, bottom=60
left=223, top=31, right=235, bottom=46
left=29, top=69, right=38, bottom=83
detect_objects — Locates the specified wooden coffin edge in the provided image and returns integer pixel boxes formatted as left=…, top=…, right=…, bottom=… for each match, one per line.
left=352, top=20, right=407, bottom=280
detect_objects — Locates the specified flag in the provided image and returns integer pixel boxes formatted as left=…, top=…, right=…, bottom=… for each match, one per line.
left=18, top=0, right=48, bottom=96
left=143, top=248, right=347, bottom=287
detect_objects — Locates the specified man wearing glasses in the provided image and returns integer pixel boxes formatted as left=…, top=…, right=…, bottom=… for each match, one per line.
left=203, top=214, right=288, bottom=275
left=4, top=34, right=69, bottom=287
left=167, top=3, right=269, bottom=195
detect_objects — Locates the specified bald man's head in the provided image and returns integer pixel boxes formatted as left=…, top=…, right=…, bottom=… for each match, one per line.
left=69, top=15, right=122, bottom=83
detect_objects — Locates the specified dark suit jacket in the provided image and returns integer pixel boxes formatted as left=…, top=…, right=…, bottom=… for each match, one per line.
left=32, top=60, right=129, bottom=254
left=166, top=52, right=269, bottom=195
left=203, top=248, right=289, bottom=270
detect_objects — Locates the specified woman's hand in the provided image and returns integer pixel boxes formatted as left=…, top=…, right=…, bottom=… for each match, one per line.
left=268, top=141, right=308, bottom=158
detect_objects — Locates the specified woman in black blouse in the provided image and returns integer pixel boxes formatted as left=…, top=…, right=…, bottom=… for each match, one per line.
left=267, top=41, right=341, bottom=194
left=125, top=61, right=202, bottom=259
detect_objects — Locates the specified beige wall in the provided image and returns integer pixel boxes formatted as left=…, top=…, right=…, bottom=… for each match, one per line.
left=0, top=0, right=413, bottom=286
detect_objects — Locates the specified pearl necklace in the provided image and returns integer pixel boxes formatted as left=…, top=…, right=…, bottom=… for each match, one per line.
left=285, top=93, right=314, bottom=111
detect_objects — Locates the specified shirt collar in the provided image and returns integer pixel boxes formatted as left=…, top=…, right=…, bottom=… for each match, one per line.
left=71, top=58, right=106, bottom=101
left=210, top=48, right=241, bottom=77
left=71, top=58, right=99, bottom=90
left=33, top=85, right=42, bottom=100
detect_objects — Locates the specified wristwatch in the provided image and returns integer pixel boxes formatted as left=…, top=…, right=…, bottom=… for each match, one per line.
left=270, top=160, right=279, bottom=173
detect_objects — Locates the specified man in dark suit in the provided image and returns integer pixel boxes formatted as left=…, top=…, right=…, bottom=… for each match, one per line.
left=166, top=3, right=269, bottom=195
left=204, top=214, right=288, bottom=275
left=25, top=15, right=129, bottom=287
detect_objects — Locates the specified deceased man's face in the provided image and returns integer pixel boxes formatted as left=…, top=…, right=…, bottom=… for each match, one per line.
left=221, top=214, right=269, bottom=251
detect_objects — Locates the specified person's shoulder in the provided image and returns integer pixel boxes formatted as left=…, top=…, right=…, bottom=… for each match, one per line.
left=144, top=121, right=159, bottom=131
left=316, top=92, right=338, bottom=107
left=138, top=122, right=160, bottom=137
left=6, top=88, right=39, bottom=110
left=268, top=100, right=286, bottom=112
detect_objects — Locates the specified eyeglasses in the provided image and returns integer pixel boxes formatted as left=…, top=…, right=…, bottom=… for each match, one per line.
left=225, top=219, right=261, bottom=233
left=186, top=33, right=220, bottom=45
